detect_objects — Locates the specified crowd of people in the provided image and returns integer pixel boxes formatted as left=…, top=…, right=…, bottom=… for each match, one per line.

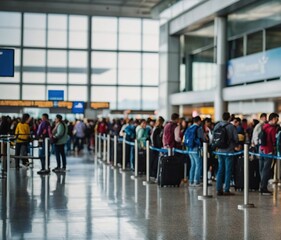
left=0, top=111, right=280, bottom=196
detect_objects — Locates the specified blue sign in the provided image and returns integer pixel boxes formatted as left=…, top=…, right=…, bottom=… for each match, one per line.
left=48, top=90, right=64, bottom=101
left=72, top=101, right=84, bottom=114
left=0, top=48, right=15, bottom=77
left=227, top=47, right=281, bottom=85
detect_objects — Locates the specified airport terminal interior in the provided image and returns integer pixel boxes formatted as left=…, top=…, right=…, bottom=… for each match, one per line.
left=1, top=0, right=281, bottom=239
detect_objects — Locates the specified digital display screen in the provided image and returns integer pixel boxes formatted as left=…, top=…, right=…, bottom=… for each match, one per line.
left=0, top=48, right=15, bottom=77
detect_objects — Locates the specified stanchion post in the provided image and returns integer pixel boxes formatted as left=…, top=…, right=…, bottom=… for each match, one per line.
left=107, top=135, right=110, bottom=165
left=113, top=135, right=117, bottom=168
left=122, top=133, right=126, bottom=171
left=131, top=140, right=138, bottom=180
left=1, top=140, right=4, bottom=174
left=238, top=144, right=255, bottom=210
left=143, top=140, right=152, bottom=185
left=98, top=133, right=101, bottom=159
left=45, top=138, right=49, bottom=172
left=103, top=134, right=107, bottom=162
left=6, top=140, right=10, bottom=219
left=168, top=148, right=172, bottom=156
left=94, top=133, right=98, bottom=158
left=198, top=142, right=212, bottom=200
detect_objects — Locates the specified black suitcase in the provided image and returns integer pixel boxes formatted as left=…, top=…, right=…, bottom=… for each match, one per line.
left=234, top=156, right=260, bottom=191
left=158, top=155, right=184, bottom=187
left=137, top=149, right=146, bottom=174
left=234, top=156, right=244, bottom=191
left=248, top=157, right=260, bottom=191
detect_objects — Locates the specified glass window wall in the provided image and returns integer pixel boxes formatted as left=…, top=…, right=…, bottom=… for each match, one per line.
left=0, top=11, right=159, bottom=112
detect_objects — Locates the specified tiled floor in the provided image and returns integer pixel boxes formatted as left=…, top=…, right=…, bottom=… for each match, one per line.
left=1, top=153, right=281, bottom=239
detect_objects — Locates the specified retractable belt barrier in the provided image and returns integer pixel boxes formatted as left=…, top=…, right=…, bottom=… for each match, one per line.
left=96, top=134, right=281, bottom=210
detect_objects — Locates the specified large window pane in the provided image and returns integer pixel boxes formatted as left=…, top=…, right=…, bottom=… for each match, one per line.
left=69, top=15, right=88, bottom=49
left=69, top=73, right=87, bottom=84
left=23, top=72, right=45, bottom=83
left=229, top=37, right=244, bottom=59
left=47, top=73, right=67, bottom=84
left=143, top=19, right=159, bottom=51
left=24, top=13, right=46, bottom=47
left=118, top=53, right=141, bottom=85
left=47, top=50, right=67, bottom=67
left=68, top=86, right=87, bottom=101
left=91, top=86, right=116, bottom=109
left=247, top=31, right=263, bottom=55
left=69, top=51, right=87, bottom=68
left=92, top=17, right=117, bottom=50
left=91, top=52, right=117, bottom=84
left=0, top=12, right=21, bottom=45
left=192, top=48, right=216, bottom=91
left=0, top=84, right=19, bottom=99
left=266, top=25, right=281, bottom=50
left=22, top=85, right=45, bottom=100
left=142, top=87, right=158, bottom=110
left=119, top=18, right=141, bottom=51
left=23, top=49, right=46, bottom=66
left=47, top=14, right=67, bottom=48
left=142, top=53, right=159, bottom=85
left=118, top=87, right=141, bottom=110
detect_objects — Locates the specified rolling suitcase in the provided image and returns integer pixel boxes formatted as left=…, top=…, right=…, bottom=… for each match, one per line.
left=235, top=156, right=260, bottom=191
left=158, top=155, right=184, bottom=187
left=137, top=149, right=146, bottom=174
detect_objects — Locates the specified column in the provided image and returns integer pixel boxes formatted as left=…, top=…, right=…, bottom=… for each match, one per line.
left=214, top=17, right=227, bottom=121
left=158, top=23, right=180, bottom=120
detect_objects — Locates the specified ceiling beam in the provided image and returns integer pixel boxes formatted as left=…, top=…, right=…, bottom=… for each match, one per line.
left=0, top=0, right=155, bottom=18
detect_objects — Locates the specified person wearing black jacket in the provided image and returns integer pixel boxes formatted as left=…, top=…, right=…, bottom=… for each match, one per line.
left=150, top=116, right=165, bottom=179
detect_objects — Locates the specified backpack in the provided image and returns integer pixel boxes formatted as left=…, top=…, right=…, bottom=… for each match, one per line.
left=212, top=123, right=229, bottom=149
left=258, top=126, right=266, bottom=146
left=184, top=124, right=201, bottom=148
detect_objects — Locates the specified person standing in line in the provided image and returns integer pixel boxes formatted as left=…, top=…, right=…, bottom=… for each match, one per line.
left=214, top=112, right=238, bottom=196
left=52, top=114, right=68, bottom=173
left=259, top=112, right=279, bottom=195
left=162, top=113, right=180, bottom=149
left=37, top=113, right=52, bottom=175
left=185, top=116, right=204, bottom=187
left=15, top=113, right=31, bottom=169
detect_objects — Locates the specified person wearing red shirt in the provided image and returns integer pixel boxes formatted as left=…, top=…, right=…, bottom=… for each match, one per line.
left=260, top=112, right=279, bottom=195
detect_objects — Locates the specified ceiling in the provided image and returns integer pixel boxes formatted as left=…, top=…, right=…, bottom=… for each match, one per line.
left=0, top=0, right=165, bottom=18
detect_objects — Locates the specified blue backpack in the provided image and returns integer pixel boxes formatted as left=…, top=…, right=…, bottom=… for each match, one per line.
left=184, top=125, right=201, bottom=148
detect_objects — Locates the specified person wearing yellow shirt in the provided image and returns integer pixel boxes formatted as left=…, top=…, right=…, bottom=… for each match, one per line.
left=15, top=113, right=31, bottom=169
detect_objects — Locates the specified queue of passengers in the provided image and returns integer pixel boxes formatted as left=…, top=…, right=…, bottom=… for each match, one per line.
left=0, top=112, right=280, bottom=196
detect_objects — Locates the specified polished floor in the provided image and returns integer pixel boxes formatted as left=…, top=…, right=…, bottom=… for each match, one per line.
left=1, top=153, right=281, bottom=240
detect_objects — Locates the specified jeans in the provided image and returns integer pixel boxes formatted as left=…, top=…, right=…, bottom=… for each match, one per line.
left=55, top=144, right=67, bottom=168
left=189, top=148, right=202, bottom=184
left=259, top=151, right=273, bottom=191
left=39, top=140, right=50, bottom=170
left=216, top=155, right=233, bottom=192
left=15, top=142, right=28, bottom=167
